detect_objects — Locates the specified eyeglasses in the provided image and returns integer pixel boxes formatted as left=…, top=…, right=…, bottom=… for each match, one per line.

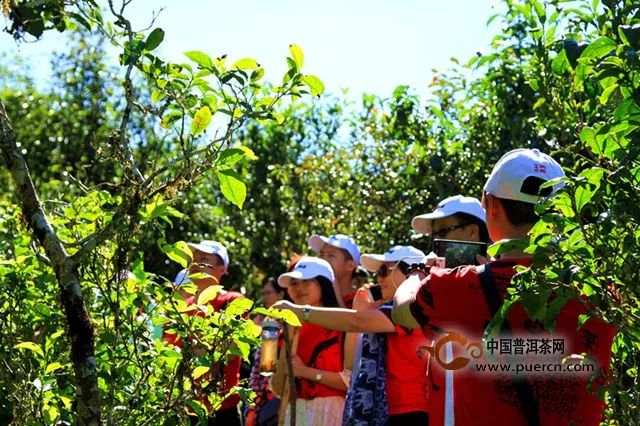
left=376, top=263, right=408, bottom=278
left=193, top=262, right=219, bottom=269
left=432, top=223, right=470, bottom=239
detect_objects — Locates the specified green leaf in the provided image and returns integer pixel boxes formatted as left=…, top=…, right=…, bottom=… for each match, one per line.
left=163, top=241, right=192, bottom=269
left=233, top=58, right=259, bottom=70
left=218, top=169, right=247, bottom=209
left=272, top=113, right=285, bottom=125
left=270, top=308, right=302, bottom=327
left=289, top=44, right=304, bottom=70
left=216, top=147, right=258, bottom=167
left=184, top=51, right=214, bottom=68
left=575, top=186, right=594, bottom=212
left=191, top=106, right=212, bottom=135
left=600, top=83, right=618, bottom=105
left=14, top=342, right=45, bottom=359
left=251, top=68, right=265, bottom=81
left=193, top=366, right=210, bottom=379
left=141, top=195, right=185, bottom=224
left=252, top=307, right=270, bottom=316
left=202, top=94, right=218, bottom=111
left=161, top=110, right=183, bottom=129
left=487, top=239, right=529, bottom=258
left=237, top=146, right=258, bottom=160
left=302, top=75, right=325, bottom=97
left=145, top=28, right=165, bottom=51
left=551, top=50, right=570, bottom=75
left=577, top=313, right=593, bottom=329
left=151, top=90, right=164, bottom=103
left=580, top=37, right=616, bottom=60
left=198, top=285, right=222, bottom=305
left=225, top=298, right=254, bottom=317
left=533, top=0, right=546, bottom=24
left=45, top=362, right=63, bottom=374
left=520, top=289, right=552, bottom=320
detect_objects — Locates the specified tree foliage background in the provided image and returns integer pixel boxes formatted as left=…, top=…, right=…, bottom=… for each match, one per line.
left=0, top=0, right=639, bottom=424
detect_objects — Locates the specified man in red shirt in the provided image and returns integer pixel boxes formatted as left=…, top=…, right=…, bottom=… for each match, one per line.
left=393, top=149, right=617, bottom=426
left=164, top=240, right=245, bottom=426
left=308, top=234, right=361, bottom=308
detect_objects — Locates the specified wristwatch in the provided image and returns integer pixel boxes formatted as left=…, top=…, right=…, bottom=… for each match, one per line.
left=314, top=371, right=323, bottom=382
left=302, top=305, right=312, bottom=322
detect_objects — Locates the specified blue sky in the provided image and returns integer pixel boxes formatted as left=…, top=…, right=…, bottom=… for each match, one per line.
left=1, top=0, right=501, bottom=99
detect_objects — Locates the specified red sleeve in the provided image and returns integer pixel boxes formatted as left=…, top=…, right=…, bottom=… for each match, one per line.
left=409, top=266, right=490, bottom=328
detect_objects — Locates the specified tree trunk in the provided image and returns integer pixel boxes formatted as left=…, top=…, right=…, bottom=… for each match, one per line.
left=0, top=99, right=102, bottom=425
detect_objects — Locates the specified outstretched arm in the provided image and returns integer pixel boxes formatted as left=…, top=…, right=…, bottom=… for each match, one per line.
left=391, top=274, right=422, bottom=329
left=272, top=300, right=396, bottom=333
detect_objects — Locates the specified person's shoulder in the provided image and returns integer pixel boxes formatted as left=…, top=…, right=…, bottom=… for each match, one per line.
left=428, top=264, right=480, bottom=284
left=487, top=258, right=532, bottom=279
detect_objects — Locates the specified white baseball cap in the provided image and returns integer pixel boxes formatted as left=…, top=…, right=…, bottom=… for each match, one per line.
left=483, top=148, right=565, bottom=204
left=187, top=240, right=229, bottom=270
left=308, top=234, right=361, bottom=266
left=360, top=245, right=426, bottom=272
left=277, top=256, right=335, bottom=287
left=412, top=195, right=486, bottom=235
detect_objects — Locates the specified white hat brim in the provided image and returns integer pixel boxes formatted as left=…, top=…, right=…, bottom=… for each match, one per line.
left=411, top=210, right=449, bottom=234
left=360, top=254, right=387, bottom=272
left=277, top=270, right=305, bottom=288
left=308, top=235, right=329, bottom=253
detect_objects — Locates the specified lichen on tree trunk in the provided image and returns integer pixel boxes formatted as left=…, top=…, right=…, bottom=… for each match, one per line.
left=0, top=99, right=102, bottom=425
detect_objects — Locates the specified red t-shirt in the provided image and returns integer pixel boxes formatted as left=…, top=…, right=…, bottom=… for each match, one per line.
left=295, top=322, right=346, bottom=400
left=379, top=305, right=432, bottom=416
left=409, top=260, right=617, bottom=426
left=385, top=326, right=431, bottom=416
left=343, top=292, right=356, bottom=309
left=163, top=290, right=245, bottom=410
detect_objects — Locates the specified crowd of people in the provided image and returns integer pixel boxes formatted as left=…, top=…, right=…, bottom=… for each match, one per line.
left=166, top=148, right=616, bottom=426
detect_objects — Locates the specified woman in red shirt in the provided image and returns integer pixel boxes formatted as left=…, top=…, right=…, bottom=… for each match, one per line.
left=270, top=256, right=348, bottom=426
left=273, top=245, right=434, bottom=425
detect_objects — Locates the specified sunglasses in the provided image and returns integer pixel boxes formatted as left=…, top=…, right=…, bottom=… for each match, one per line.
left=376, top=262, right=409, bottom=278
left=432, top=223, right=470, bottom=239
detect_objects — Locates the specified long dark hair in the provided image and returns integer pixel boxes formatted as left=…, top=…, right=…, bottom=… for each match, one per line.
left=315, top=276, right=340, bottom=308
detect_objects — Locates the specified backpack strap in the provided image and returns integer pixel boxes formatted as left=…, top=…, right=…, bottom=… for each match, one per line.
left=477, top=264, right=541, bottom=426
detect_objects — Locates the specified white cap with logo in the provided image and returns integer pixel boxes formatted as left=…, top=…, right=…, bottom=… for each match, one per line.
left=412, top=195, right=486, bottom=235
left=278, top=256, right=335, bottom=287
left=187, top=240, right=229, bottom=271
left=483, top=148, right=565, bottom=204
left=360, top=245, right=426, bottom=272
left=308, top=234, right=361, bottom=266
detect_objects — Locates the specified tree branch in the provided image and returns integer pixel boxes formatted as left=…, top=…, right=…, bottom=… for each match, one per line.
left=0, top=99, right=101, bottom=425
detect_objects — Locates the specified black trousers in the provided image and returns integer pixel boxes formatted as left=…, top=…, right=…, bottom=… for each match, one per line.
left=188, top=406, right=241, bottom=426
left=386, top=411, right=429, bottom=426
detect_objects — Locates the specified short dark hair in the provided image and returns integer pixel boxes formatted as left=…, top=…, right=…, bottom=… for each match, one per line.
left=492, top=196, right=538, bottom=226
left=315, top=276, right=340, bottom=308
left=490, top=175, right=549, bottom=226
left=451, top=212, right=490, bottom=243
